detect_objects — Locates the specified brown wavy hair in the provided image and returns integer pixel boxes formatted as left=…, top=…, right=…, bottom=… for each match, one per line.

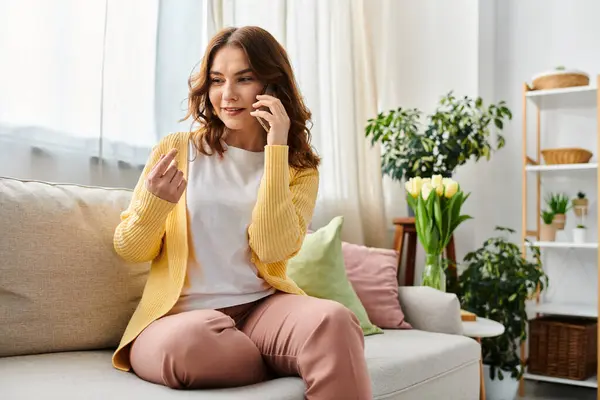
left=182, top=26, right=320, bottom=170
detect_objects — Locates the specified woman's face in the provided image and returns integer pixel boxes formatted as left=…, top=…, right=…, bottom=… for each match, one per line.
left=208, top=46, right=264, bottom=131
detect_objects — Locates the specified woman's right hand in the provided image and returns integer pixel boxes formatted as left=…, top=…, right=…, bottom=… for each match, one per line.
left=145, top=148, right=187, bottom=203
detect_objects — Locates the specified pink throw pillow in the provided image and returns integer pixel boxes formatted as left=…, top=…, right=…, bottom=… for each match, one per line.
left=341, top=242, right=411, bottom=329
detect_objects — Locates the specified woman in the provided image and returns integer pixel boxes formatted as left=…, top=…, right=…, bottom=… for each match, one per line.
left=111, top=26, right=372, bottom=399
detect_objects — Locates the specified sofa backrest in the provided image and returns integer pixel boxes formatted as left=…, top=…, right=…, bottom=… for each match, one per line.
left=0, top=176, right=149, bottom=357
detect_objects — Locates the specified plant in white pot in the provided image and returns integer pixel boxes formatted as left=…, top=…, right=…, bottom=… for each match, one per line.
left=545, top=192, right=571, bottom=230
left=573, top=224, right=587, bottom=244
left=457, top=227, right=549, bottom=400
left=540, top=210, right=556, bottom=242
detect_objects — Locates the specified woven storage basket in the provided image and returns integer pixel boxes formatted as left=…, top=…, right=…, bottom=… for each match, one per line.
left=532, top=69, right=589, bottom=90
left=541, top=148, right=593, bottom=165
left=528, top=316, right=597, bottom=380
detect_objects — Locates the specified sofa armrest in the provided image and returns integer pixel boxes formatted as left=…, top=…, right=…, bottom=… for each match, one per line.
left=398, top=286, right=464, bottom=335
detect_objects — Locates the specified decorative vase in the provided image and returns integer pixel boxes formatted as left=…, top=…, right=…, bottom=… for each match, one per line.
left=540, top=224, right=556, bottom=242
left=421, top=253, right=446, bottom=292
left=552, top=213, right=566, bottom=230
left=573, top=198, right=588, bottom=216
left=573, top=227, right=586, bottom=244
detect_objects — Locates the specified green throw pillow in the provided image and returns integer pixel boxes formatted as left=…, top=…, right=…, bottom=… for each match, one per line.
left=287, top=216, right=383, bottom=336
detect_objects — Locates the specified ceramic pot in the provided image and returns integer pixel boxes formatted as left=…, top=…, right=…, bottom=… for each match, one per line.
left=573, top=228, right=586, bottom=244
left=483, top=365, right=519, bottom=400
left=573, top=198, right=588, bottom=217
left=552, top=213, right=566, bottom=230
left=540, top=224, right=556, bottom=241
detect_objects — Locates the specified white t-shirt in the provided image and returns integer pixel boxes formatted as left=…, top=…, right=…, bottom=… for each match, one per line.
left=170, top=141, right=275, bottom=313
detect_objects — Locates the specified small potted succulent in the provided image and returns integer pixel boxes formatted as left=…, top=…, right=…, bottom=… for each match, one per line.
left=572, top=191, right=588, bottom=217
left=540, top=210, right=556, bottom=241
left=573, top=224, right=587, bottom=244
left=545, top=192, right=571, bottom=230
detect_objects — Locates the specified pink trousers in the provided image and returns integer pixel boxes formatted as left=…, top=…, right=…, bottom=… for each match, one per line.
left=130, top=292, right=372, bottom=399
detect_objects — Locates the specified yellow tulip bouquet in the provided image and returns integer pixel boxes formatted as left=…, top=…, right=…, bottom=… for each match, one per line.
left=405, top=175, right=472, bottom=291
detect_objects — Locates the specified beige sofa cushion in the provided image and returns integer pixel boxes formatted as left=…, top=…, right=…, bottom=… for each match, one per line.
left=364, top=329, right=479, bottom=396
left=0, top=177, right=148, bottom=357
left=398, top=286, right=464, bottom=335
left=0, top=329, right=480, bottom=400
left=0, top=351, right=306, bottom=400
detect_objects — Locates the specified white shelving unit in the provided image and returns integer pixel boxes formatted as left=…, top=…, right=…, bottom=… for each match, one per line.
left=526, top=241, right=598, bottom=249
left=520, top=80, right=600, bottom=397
left=526, top=163, right=598, bottom=172
left=525, top=85, right=597, bottom=98
left=525, top=370, right=598, bottom=389
left=529, top=302, right=598, bottom=319
left=526, top=85, right=598, bottom=109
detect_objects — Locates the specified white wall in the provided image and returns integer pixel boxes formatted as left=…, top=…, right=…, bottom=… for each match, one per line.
left=493, top=0, right=599, bottom=308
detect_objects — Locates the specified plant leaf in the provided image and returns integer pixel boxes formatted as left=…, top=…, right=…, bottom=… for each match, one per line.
left=433, top=194, right=443, bottom=250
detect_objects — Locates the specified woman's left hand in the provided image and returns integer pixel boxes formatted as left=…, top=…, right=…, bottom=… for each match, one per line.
left=251, top=95, right=290, bottom=146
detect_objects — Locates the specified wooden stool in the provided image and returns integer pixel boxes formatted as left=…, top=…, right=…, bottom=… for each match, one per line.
left=392, top=217, right=457, bottom=287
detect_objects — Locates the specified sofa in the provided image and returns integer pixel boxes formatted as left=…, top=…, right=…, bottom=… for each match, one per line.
left=0, top=175, right=481, bottom=399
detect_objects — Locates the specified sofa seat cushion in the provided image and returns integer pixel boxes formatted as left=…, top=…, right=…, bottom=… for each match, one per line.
left=0, top=351, right=305, bottom=400
left=0, top=329, right=480, bottom=400
left=365, top=329, right=480, bottom=397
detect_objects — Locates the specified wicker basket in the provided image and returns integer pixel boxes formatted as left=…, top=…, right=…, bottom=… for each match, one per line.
left=528, top=316, right=597, bottom=380
left=541, top=148, right=593, bottom=165
left=532, top=69, right=589, bottom=90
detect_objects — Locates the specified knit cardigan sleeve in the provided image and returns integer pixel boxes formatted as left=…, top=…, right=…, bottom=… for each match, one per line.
left=248, top=145, right=319, bottom=264
left=113, top=141, right=177, bottom=263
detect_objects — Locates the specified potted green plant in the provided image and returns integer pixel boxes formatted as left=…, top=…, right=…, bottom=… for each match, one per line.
left=457, top=227, right=548, bottom=399
left=365, top=92, right=512, bottom=215
left=572, top=191, right=588, bottom=217
left=540, top=209, right=556, bottom=241
left=545, top=192, right=571, bottom=230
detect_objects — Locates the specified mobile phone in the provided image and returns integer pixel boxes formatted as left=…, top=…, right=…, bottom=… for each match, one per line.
left=257, top=84, right=277, bottom=132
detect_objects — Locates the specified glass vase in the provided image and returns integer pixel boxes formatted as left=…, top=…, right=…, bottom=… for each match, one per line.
left=421, top=253, right=446, bottom=292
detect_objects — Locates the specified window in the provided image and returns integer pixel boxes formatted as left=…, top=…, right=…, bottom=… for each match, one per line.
left=0, top=0, right=161, bottom=165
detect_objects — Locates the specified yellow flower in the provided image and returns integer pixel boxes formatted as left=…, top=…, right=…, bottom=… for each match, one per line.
left=443, top=178, right=459, bottom=198
left=431, top=174, right=443, bottom=188
left=404, top=177, right=423, bottom=198
left=421, top=182, right=434, bottom=200
left=431, top=174, right=444, bottom=196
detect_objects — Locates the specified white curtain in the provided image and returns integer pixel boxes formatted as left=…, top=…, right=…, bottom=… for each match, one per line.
left=0, top=0, right=206, bottom=167
left=210, top=0, right=388, bottom=247
left=155, top=0, right=210, bottom=138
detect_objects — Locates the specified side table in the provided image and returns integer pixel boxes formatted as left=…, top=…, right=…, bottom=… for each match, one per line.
left=462, top=317, right=505, bottom=400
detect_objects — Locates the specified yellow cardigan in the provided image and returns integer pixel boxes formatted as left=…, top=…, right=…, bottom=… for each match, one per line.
left=112, top=131, right=319, bottom=371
